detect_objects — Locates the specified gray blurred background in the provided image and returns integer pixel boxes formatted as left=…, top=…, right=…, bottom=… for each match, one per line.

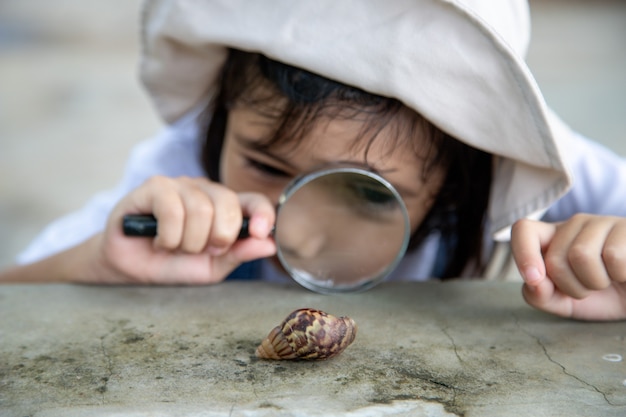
left=1, top=0, right=625, bottom=269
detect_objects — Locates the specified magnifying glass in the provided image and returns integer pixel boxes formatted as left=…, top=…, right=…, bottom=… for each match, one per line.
left=122, top=166, right=410, bottom=293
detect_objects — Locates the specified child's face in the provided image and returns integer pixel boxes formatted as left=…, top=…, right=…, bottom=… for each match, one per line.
left=220, top=105, right=445, bottom=234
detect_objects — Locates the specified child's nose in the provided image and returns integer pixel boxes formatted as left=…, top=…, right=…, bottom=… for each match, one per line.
left=279, top=230, right=327, bottom=260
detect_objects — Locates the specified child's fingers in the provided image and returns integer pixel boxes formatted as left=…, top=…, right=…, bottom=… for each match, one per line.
left=521, top=277, right=553, bottom=307
left=120, top=176, right=186, bottom=250
left=510, top=218, right=555, bottom=286
left=203, top=237, right=277, bottom=281
left=193, top=181, right=243, bottom=254
left=541, top=215, right=594, bottom=299
left=186, top=184, right=275, bottom=255
left=176, top=180, right=215, bottom=253
left=208, top=192, right=277, bottom=276
left=521, top=278, right=574, bottom=318
left=513, top=215, right=626, bottom=320
left=107, top=176, right=278, bottom=284
left=238, top=192, right=276, bottom=238
left=561, top=216, right=612, bottom=292
left=512, top=218, right=578, bottom=318
left=228, top=238, right=277, bottom=267
left=207, top=192, right=277, bottom=277
left=602, top=220, right=626, bottom=284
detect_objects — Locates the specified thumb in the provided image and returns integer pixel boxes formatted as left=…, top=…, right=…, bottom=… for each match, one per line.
left=210, top=191, right=276, bottom=280
left=212, top=237, right=277, bottom=278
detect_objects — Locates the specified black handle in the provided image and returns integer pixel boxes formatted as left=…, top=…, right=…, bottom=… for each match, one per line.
left=122, top=214, right=250, bottom=239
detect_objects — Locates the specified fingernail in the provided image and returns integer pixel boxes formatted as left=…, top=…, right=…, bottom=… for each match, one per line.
left=523, top=266, right=541, bottom=285
left=253, top=217, right=271, bottom=237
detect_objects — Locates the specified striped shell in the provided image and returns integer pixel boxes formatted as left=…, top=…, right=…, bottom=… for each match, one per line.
left=255, top=308, right=357, bottom=360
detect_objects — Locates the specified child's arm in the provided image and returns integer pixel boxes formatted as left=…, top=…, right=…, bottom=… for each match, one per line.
left=511, top=214, right=626, bottom=321
left=0, top=235, right=103, bottom=283
left=0, top=176, right=276, bottom=285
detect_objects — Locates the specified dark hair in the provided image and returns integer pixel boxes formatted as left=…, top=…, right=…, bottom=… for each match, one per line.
left=202, top=49, right=492, bottom=278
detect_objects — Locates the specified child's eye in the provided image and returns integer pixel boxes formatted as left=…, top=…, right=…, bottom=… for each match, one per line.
left=332, top=178, right=402, bottom=222
left=348, top=182, right=399, bottom=217
left=247, top=158, right=290, bottom=178
left=351, top=183, right=397, bottom=207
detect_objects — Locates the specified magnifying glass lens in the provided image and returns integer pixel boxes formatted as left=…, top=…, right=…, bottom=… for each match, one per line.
left=274, top=167, right=410, bottom=294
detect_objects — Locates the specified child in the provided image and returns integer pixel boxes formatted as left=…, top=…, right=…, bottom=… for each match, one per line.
left=2, top=0, right=625, bottom=321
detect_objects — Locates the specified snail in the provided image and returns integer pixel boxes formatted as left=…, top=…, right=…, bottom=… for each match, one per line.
left=255, top=308, right=357, bottom=360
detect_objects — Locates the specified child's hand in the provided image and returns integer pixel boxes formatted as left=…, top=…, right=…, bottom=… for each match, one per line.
left=93, top=176, right=276, bottom=284
left=511, top=214, right=626, bottom=321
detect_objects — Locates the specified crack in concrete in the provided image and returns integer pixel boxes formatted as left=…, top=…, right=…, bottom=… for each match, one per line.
left=513, top=316, right=616, bottom=407
left=439, top=327, right=462, bottom=406
left=430, top=377, right=459, bottom=407
left=99, top=334, right=113, bottom=404
left=441, top=327, right=464, bottom=366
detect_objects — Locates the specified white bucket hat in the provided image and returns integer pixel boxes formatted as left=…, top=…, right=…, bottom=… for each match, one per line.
left=139, top=0, right=572, bottom=237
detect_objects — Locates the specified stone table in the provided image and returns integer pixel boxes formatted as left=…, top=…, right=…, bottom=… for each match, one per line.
left=1, top=282, right=625, bottom=416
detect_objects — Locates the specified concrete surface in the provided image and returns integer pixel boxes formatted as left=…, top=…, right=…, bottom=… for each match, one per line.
left=1, top=282, right=625, bottom=416
left=1, top=0, right=625, bottom=269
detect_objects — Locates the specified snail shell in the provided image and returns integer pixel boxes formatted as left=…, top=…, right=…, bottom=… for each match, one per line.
left=255, top=308, right=357, bottom=360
